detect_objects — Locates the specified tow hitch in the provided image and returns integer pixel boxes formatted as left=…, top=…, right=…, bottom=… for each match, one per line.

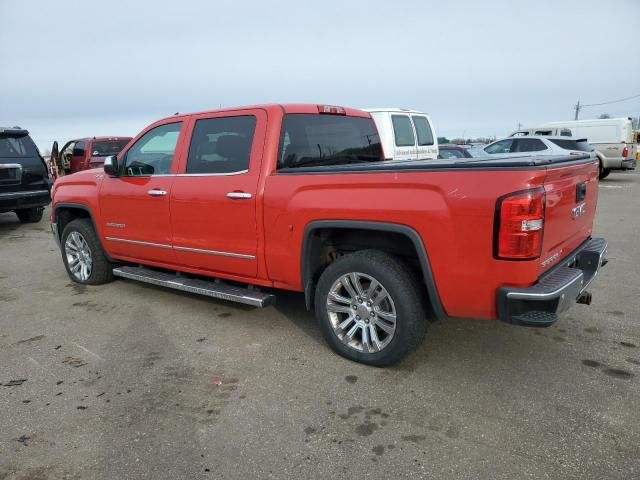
left=577, top=291, right=592, bottom=305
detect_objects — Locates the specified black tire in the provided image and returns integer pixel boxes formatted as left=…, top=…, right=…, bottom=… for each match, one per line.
left=15, top=207, right=44, bottom=223
left=61, top=218, right=114, bottom=285
left=314, top=249, right=427, bottom=366
left=598, top=161, right=611, bottom=180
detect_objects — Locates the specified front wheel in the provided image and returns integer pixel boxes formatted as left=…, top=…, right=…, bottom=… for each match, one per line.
left=314, top=250, right=427, bottom=366
left=61, top=218, right=114, bottom=285
left=16, top=207, right=44, bottom=223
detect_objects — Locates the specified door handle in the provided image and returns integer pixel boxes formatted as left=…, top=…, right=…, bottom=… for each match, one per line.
left=226, top=192, right=252, bottom=199
left=147, top=189, right=167, bottom=196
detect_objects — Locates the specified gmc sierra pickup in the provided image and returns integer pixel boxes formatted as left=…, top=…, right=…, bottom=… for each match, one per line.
left=50, top=104, right=608, bottom=366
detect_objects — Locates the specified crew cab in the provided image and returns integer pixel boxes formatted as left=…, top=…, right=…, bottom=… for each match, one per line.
left=49, top=136, right=132, bottom=180
left=1, top=127, right=51, bottom=223
left=50, top=104, right=607, bottom=366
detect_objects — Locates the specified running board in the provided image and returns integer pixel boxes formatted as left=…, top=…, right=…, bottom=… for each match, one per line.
left=112, top=266, right=276, bottom=308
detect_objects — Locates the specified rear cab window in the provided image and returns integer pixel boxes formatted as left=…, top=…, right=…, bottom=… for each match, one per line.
left=277, top=114, right=383, bottom=169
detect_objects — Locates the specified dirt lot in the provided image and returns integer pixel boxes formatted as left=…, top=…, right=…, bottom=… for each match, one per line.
left=1, top=173, right=639, bottom=480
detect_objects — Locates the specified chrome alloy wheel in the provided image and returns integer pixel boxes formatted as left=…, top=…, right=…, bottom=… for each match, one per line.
left=65, top=231, right=93, bottom=281
left=326, top=272, right=397, bottom=353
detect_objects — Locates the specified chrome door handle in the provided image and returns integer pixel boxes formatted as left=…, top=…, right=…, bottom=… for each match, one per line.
left=147, top=189, right=167, bottom=196
left=226, top=192, right=252, bottom=199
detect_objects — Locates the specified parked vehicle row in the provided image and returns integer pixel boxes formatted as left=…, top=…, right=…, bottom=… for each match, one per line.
left=510, top=117, right=636, bottom=179
left=48, top=103, right=608, bottom=366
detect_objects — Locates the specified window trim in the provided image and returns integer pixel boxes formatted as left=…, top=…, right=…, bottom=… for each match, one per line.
left=391, top=114, right=416, bottom=147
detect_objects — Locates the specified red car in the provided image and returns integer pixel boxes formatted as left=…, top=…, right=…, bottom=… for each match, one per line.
left=49, top=136, right=132, bottom=180
left=50, top=104, right=607, bottom=366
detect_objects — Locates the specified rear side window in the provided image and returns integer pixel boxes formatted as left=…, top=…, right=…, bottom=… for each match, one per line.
left=485, top=139, right=514, bottom=154
left=187, top=116, right=256, bottom=174
left=549, top=139, right=592, bottom=152
left=278, top=114, right=383, bottom=169
left=412, top=116, right=434, bottom=146
left=515, top=138, right=547, bottom=152
left=391, top=115, right=415, bottom=147
left=0, top=135, right=38, bottom=157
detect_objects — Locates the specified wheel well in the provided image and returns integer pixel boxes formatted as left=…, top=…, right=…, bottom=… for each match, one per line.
left=302, top=224, right=444, bottom=319
left=54, top=206, right=92, bottom=239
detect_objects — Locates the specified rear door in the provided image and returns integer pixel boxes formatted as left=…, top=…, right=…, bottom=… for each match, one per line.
left=170, top=108, right=266, bottom=278
left=390, top=114, right=418, bottom=160
left=513, top=138, right=550, bottom=155
left=99, top=121, right=186, bottom=264
left=411, top=115, right=437, bottom=159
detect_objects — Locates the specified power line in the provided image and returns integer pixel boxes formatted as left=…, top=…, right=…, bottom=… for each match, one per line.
left=575, top=94, right=640, bottom=119
left=581, top=93, right=640, bottom=107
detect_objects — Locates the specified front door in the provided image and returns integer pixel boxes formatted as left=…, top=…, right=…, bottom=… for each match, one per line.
left=99, top=121, right=185, bottom=264
left=170, top=109, right=266, bottom=278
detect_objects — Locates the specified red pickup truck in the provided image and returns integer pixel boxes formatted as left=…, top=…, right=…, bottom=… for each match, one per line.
left=50, top=104, right=608, bottom=366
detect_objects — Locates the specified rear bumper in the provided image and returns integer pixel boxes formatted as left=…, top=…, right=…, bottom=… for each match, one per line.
left=497, top=238, right=608, bottom=327
left=0, top=189, right=50, bottom=213
left=621, top=158, right=636, bottom=170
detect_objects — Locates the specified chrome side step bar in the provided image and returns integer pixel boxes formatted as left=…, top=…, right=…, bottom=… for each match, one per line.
left=112, top=266, right=276, bottom=308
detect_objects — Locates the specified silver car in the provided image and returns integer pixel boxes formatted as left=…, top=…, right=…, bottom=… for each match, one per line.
left=483, top=136, right=593, bottom=158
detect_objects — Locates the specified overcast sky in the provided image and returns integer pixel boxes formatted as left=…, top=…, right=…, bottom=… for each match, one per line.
left=1, top=0, right=639, bottom=150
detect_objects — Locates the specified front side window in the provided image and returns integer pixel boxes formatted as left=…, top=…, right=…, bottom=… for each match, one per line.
left=123, top=122, right=182, bottom=176
left=72, top=141, right=86, bottom=156
left=186, top=116, right=256, bottom=174
left=412, top=116, right=434, bottom=146
left=515, top=138, right=547, bottom=152
left=484, top=139, right=514, bottom=154
left=277, top=114, right=383, bottom=169
left=391, top=115, right=415, bottom=147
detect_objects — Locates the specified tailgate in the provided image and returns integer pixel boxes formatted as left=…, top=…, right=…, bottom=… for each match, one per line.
left=540, top=158, right=599, bottom=272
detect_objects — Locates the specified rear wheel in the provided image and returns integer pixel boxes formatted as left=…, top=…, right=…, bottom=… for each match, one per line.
left=314, top=249, right=427, bottom=366
left=598, top=160, right=611, bottom=180
left=16, top=207, right=44, bottom=223
left=61, top=218, right=113, bottom=285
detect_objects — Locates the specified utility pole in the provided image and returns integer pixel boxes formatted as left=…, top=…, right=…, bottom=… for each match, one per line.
left=574, top=100, right=581, bottom=120
left=517, top=122, right=522, bottom=131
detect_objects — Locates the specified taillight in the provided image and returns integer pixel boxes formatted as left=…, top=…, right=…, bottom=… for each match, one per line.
left=622, top=144, right=629, bottom=158
left=317, top=105, right=346, bottom=115
left=494, top=188, right=546, bottom=260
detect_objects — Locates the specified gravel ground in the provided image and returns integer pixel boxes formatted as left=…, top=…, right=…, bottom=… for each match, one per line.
left=1, top=172, right=639, bottom=479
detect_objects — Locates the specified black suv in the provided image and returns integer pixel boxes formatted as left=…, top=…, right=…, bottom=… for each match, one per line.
left=0, top=127, right=51, bottom=223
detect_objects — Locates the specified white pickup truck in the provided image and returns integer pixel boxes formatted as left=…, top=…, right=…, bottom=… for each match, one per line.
left=365, top=108, right=438, bottom=161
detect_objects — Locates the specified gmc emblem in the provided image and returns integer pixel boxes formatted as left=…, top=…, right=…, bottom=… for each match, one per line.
left=572, top=203, right=586, bottom=219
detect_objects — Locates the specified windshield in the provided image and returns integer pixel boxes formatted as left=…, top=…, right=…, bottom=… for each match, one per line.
left=0, top=135, right=39, bottom=158
left=278, top=114, right=383, bottom=169
left=91, top=140, right=130, bottom=156
left=549, top=139, right=592, bottom=152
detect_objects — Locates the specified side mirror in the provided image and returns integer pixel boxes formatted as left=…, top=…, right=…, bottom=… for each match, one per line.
left=104, top=155, right=119, bottom=176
